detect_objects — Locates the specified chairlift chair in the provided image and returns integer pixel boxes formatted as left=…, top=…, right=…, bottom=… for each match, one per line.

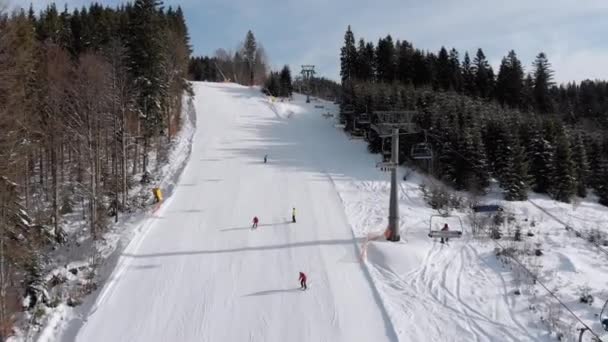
left=428, top=214, right=464, bottom=239
left=601, top=299, right=608, bottom=331
left=381, top=137, right=392, bottom=161
left=411, top=143, right=433, bottom=160
left=350, top=128, right=365, bottom=139
left=358, top=113, right=371, bottom=125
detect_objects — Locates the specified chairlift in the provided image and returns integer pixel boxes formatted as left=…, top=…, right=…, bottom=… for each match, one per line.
left=358, top=113, right=371, bottom=125
left=601, top=299, right=608, bottom=331
left=350, top=128, right=365, bottom=140
left=411, top=143, right=433, bottom=160
left=473, top=205, right=503, bottom=213
left=428, top=214, right=464, bottom=239
left=341, top=104, right=355, bottom=114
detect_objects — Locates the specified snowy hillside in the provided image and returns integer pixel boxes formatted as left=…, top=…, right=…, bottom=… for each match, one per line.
left=42, top=83, right=608, bottom=342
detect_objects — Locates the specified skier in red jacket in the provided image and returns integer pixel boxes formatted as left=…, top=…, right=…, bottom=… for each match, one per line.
left=252, top=216, right=259, bottom=229
left=299, top=272, right=307, bottom=290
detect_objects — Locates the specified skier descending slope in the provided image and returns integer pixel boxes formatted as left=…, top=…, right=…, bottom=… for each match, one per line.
left=252, top=216, right=259, bottom=229
left=299, top=272, right=307, bottom=290
left=292, top=207, right=297, bottom=223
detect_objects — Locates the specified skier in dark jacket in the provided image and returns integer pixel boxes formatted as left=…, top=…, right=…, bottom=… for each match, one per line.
left=252, top=216, right=259, bottom=229
left=299, top=272, right=307, bottom=290
left=440, top=223, right=449, bottom=244
left=292, top=207, right=296, bottom=223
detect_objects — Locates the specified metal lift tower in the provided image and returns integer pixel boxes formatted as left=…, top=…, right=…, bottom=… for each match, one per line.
left=300, top=65, right=315, bottom=103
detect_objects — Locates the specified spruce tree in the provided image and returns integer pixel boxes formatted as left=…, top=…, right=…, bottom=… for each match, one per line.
left=412, top=49, right=430, bottom=87
left=473, top=48, right=492, bottom=98
left=448, top=48, right=462, bottom=92
left=396, top=40, right=414, bottom=85
left=375, top=35, right=396, bottom=83
left=463, top=126, right=490, bottom=192
left=494, top=120, right=528, bottom=200
left=243, top=30, right=257, bottom=85
left=462, top=52, right=475, bottom=96
left=279, top=65, right=293, bottom=97
left=496, top=50, right=524, bottom=108
left=596, top=159, right=608, bottom=206
left=528, top=127, right=555, bottom=194
left=436, top=47, right=451, bottom=91
left=127, top=0, right=166, bottom=140
left=551, top=132, right=576, bottom=202
left=532, top=52, right=555, bottom=113
left=571, top=133, right=590, bottom=197
left=364, top=42, right=376, bottom=81
left=340, top=26, right=357, bottom=83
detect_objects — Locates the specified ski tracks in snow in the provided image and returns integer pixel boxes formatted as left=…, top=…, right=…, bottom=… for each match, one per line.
left=367, top=241, right=534, bottom=342
left=336, top=180, right=538, bottom=342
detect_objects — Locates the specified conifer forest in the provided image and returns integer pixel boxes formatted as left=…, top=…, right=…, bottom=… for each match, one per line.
left=337, top=26, right=608, bottom=204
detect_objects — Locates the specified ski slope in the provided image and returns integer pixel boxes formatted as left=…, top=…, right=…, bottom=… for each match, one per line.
left=69, top=83, right=396, bottom=342
left=56, top=82, right=608, bottom=342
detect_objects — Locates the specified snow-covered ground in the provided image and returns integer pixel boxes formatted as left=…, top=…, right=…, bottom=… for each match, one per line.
left=43, top=82, right=608, bottom=342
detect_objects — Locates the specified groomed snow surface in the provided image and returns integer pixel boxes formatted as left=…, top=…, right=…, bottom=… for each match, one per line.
left=49, top=83, right=608, bottom=342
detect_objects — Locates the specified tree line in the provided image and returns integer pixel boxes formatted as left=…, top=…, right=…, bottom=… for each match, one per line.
left=339, top=26, right=608, bottom=205
left=188, top=30, right=269, bottom=85
left=0, top=0, right=190, bottom=335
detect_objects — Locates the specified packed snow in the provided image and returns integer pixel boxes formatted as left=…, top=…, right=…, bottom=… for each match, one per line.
left=40, top=82, right=608, bottom=342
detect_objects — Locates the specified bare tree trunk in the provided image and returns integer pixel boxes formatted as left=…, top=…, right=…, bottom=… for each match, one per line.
left=24, top=158, right=30, bottom=211
left=121, top=107, right=128, bottom=206
left=51, top=136, right=60, bottom=241
left=113, top=109, right=119, bottom=223
left=60, top=139, right=65, bottom=184
left=143, top=135, right=148, bottom=175
left=0, top=202, right=6, bottom=340
left=38, top=146, right=43, bottom=186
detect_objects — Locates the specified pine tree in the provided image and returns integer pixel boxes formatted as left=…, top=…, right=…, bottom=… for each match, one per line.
left=532, top=52, right=555, bottom=113
left=473, top=48, right=493, bottom=98
left=571, top=133, right=590, bottom=197
left=375, top=35, right=396, bottom=83
left=596, top=159, right=608, bottom=206
left=396, top=40, right=413, bottom=85
left=462, top=52, right=475, bottom=96
left=528, top=127, right=555, bottom=194
left=494, top=120, right=528, bottom=200
left=264, top=71, right=280, bottom=96
left=463, top=126, right=490, bottom=192
left=412, top=49, right=430, bottom=87
left=551, top=132, right=576, bottom=202
left=436, top=46, right=451, bottom=91
left=448, top=48, right=462, bottom=92
left=127, top=0, right=167, bottom=173
left=356, top=39, right=374, bottom=81
left=243, top=30, right=257, bottom=86
left=340, top=25, right=358, bottom=83
left=521, top=73, right=535, bottom=112
left=279, top=65, right=293, bottom=97
left=496, top=50, right=524, bottom=108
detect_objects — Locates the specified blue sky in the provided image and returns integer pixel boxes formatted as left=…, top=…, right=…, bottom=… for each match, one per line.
left=17, top=0, right=608, bottom=83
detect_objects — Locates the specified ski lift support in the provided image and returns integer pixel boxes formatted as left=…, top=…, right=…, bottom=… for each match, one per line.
left=214, top=61, right=229, bottom=82
left=371, top=110, right=419, bottom=160
left=428, top=214, right=464, bottom=239
left=370, top=110, right=419, bottom=242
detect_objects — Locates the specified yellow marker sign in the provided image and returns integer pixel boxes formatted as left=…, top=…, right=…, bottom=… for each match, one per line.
left=153, top=188, right=163, bottom=202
